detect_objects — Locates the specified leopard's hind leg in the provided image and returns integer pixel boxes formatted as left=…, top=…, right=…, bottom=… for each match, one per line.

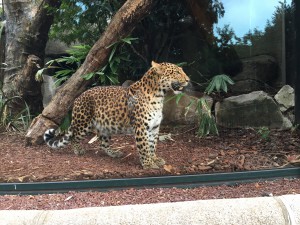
left=71, top=122, right=93, bottom=155
left=98, top=132, right=124, bottom=158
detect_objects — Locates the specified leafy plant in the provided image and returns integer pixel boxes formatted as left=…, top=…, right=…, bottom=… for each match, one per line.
left=174, top=94, right=218, bottom=137
left=257, top=126, right=271, bottom=141
left=173, top=73, right=234, bottom=137
left=205, top=74, right=234, bottom=94
left=195, top=98, right=218, bottom=136
left=36, top=45, right=92, bottom=86
left=82, top=37, right=138, bottom=84
left=36, top=37, right=138, bottom=87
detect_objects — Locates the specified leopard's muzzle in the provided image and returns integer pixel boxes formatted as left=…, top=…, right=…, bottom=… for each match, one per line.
left=171, top=81, right=190, bottom=93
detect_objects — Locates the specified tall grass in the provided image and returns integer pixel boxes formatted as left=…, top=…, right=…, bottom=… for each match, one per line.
left=0, top=82, right=32, bottom=132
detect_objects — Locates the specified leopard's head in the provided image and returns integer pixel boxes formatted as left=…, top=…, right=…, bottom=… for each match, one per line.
left=151, top=61, right=190, bottom=94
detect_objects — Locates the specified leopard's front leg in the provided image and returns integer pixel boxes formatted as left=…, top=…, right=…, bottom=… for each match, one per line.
left=148, top=125, right=165, bottom=167
left=134, top=126, right=159, bottom=169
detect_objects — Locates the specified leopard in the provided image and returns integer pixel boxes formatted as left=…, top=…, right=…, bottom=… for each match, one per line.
left=44, top=61, right=190, bottom=169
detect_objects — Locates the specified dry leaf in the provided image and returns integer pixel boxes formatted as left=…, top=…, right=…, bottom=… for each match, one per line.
left=159, top=134, right=174, bottom=141
left=198, top=166, right=212, bottom=171
left=206, top=159, right=215, bottom=166
left=121, top=153, right=132, bottom=160
left=238, top=155, right=245, bottom=167
left=88, top=135, right=98, bottom=144
left=64, top=196, right=73, bottom=201
left=163, top=164, right=173, bottom=173
left=220, top=150, right=225, bottom=156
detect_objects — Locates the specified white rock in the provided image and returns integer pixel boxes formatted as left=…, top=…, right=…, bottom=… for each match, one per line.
left=274, top=85, right=295, bottom=111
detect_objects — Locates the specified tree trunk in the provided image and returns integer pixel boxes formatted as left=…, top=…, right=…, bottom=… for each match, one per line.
left=2, top=0, right=61, bottom=113
left=26, top=0, right=157, bottom=145
left=0, top=21, right=5, bottom=82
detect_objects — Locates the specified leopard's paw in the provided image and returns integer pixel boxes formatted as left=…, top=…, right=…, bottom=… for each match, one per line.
left=74, top=148, right=85, bottom=156
left=153, top=157, right=166, bottom=167
left=142, top=160, right=160, bottom=169
left=105, top=149, right=124, bottom=158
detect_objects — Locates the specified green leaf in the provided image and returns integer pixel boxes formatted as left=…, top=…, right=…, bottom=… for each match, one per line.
left=184, top=99, right=195, bottom=117
left=107, top=75, right=119, bottom=84
left=109, top=60, right=118, bottom=74
left=99, top=73, right=106, bottom=84
left=164, top=94, right=177, bottom=103
left=35, top=68, right=45, bottom=82
left=205, top=74, right=234, bottom=94
left=82, top=72, right=95, bottom=80
left=176, top=62, right=188, bottom=67
left=54, top=69, right=74, bottom=77
left=54, top=76, right=69, bottom=86
left=109, top=45, right=117, bottom=62
left=45, top=59, right=56, bottom=66
left=121, top=37, right=138, bottom=44
left=106, top=41, right=118, bottom=49
left=195, top=97, right=218, bottom=137
left=175, top=93, right=185, bottom=105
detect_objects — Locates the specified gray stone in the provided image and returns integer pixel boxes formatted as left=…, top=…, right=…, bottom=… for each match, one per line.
left=122, top=80, right=135, bottom=87
left=274, top=85, right=295, bottom=111
left=45, top=40, right=70, bottom=56
left=234, top=55, right=278, bottom=82
left=231, top=55, right=278, bottom=94
left=231, top=80, right=264, bottom=94
left=215, top=91, right=292, bottom=130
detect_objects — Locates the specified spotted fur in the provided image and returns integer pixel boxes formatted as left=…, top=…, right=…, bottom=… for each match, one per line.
left=44, top=61, right=190, bottom=169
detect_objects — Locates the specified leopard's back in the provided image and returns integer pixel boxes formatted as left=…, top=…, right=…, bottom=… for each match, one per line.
left=72, top=86, right=132, bottom=136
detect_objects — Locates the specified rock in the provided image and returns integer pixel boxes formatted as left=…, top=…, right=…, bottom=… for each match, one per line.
left=231, top=80, right=264, bottom=93
left=215, top=91, right=292, bottom=130
left=123, top=81, right=213, bottom=125
left=274, top=85, right=295, bottom=112
left=122, top=80, right=135, bottom=87
left=41, top=75, right=57, bottom=108
left=162, top=92, right=213, bottom=125
left=45, top=40, right=70, bottom=56
left=231, top=55, right=278, bottom=94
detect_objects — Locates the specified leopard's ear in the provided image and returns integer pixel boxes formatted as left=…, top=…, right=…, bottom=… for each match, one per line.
left=151, top=61, right=162, bottom=74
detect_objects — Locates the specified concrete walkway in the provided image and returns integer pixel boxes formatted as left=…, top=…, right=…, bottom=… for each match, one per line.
left=0, top=194, right=299, bottom=225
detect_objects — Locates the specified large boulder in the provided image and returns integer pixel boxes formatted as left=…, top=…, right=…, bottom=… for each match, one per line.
left=215, top=91, right=292, bottom=130
left=231, top=55, right=278, bottom=94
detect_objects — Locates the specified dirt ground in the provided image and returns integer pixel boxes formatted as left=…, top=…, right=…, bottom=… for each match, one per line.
left=1, top=126, right=299, bottom=183
left=1, top=178, right=300, bottom=210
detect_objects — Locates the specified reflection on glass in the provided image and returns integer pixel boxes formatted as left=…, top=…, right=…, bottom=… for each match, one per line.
left=212, top=0, right=295, bottom=88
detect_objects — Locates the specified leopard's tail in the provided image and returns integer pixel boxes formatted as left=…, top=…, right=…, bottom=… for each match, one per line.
left=44, top=128, right=73, bottom=149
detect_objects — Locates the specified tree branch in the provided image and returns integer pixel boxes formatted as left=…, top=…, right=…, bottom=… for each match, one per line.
left=26, top=0, right=157, bottom=145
